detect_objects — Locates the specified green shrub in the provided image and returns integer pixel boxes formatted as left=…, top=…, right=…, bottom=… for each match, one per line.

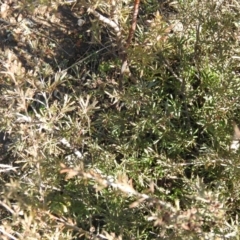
left=0, top=0, right=240, bottom=239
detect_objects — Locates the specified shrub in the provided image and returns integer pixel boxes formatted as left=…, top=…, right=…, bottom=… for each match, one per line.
left=0, top=0, right=240, bottom=239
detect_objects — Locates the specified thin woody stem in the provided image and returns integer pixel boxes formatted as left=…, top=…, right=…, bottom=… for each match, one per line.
left=126, top=0, right=140, bottom=48
left=88, top=8, right=121, bottom=38
left=88, top=0, right=141, bottom=85
left=87, top=8, right=126, bottom=57
left=120, top=0, right=140, bottom=84
left=110, top=0, right=118, bottom=24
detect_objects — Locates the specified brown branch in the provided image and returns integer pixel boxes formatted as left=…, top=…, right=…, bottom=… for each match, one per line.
left=88, top=0, right=141, bottom=86
left=120, top=0, right=140, bottom=85
left=126, top=0, right=140, bottom=48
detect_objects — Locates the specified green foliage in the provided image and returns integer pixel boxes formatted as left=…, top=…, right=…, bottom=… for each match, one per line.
left=0, top=0, right=240, bottom=239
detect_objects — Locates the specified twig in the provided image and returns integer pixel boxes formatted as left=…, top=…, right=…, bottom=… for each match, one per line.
left=126, top=0, right=140, bottom=48
left=110, top=0, right=118, bottom=24
left=48, top=210, right=115, bottom=239
left=0, top=201, right=16, bottom=215
left=59, top=136, right=176, bottom=213
left=62, top=44, right=112, bottom=72
left=87, top=7, right=126, bottom=63
left=0, top=227, right=19, bottom=240
left=88, top=8, right=121, bottom=38
left=119, top=0, right=140, bottom=85
left=0, top=201, right=22, bottom=239
left=88, top=0, right=141, bottom=86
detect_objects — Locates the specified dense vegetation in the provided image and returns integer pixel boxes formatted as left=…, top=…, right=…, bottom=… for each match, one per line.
left=0, top=0, right=240, bottom=239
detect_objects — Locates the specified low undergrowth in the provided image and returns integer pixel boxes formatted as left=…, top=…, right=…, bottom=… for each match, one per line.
left=0, top=0, right=240, bottom=239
